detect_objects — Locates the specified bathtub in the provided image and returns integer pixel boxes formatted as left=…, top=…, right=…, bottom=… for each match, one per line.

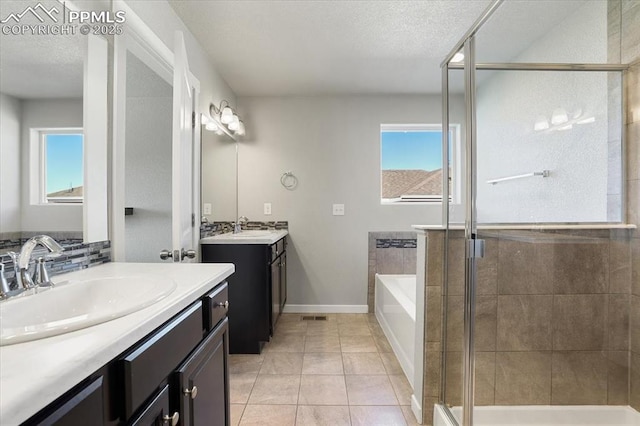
left=375, top=274, right=416, bottom=388
left=434, top=404, right=640, bottom=426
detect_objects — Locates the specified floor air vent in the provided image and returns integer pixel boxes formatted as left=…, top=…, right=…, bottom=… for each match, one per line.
left=301, top=315, right=327, bottom=321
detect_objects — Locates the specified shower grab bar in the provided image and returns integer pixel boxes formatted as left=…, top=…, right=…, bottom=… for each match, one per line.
left=487, top=170, right=549, bottom=185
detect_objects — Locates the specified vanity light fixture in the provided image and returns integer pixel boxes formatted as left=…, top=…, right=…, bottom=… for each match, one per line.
left=208, top=100, right=245, bottom=136
left=533, top=116, right=550, bottom=131
left=550, top=108, right=569, bottom=125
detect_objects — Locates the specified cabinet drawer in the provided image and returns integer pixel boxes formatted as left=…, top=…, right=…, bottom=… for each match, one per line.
left=34, top=376, right=103, bottom=426
left=122, top=302, right=203, bottom=419
left=204, top=281, right=229, bottom=331
left=129, top=384, right=175, bottom=426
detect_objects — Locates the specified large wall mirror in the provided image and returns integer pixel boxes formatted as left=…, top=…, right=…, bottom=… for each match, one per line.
left=0, top=0, right=108, bottom=254
left=201, top=124, right=237, bottom=224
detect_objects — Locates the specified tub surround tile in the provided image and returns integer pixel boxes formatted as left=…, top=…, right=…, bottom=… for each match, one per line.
left=631, top=295, right=640, bottom=353
left=477, top=237, right=498, bottom=295
left=346, top=375, right=399, bottom=405
left=424, top=350, right=442, bottom=398
left=376, top=248, right=405, bottom=275
left=552, top=295, right=607, bottom=351
left=298, top=375, right=348, bottom=405
left=497, top=240, right=554, bottom=295
left=495, top=352, right=551, bottom=405
left=608, top=294, right=630, bottom=350
left=475, top=352, right=496, bottom=406
left=608, top=351, right=630, bottom=405
left=551, top=351, right=608, bottom=405
left=631, top=352, right=640, bottom=411
left=552, top=243, right=609, bottom=294
left=444, top=351, right=462, bottom=406
left=475, top=296, right=497, bottom=352
left=296, top=405, right=351, bottom=426
left=497, top=295, right=553, bottom=351
left=239, top=404, right=296, bottom=426
left=349, top=406, right=407, bottom=426
left=610, top=237, right=632, bottom=293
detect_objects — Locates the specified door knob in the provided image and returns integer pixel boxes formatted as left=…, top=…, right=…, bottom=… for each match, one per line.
left=181, top=248, right=197, bottom=260
left=184, top=385, right=198, bottom=399
left=163, top=412, right=179, bottom=426
left=160, top=249, right=180, bottom=262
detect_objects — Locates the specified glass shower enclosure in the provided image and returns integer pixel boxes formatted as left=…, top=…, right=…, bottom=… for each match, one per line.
left=438, top=1, right=634, bottom=425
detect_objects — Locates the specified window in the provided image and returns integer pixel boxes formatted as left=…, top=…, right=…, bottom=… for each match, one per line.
left=40, top=130, right=84, bottom=204
left=380, top=124, right=459, bottom=204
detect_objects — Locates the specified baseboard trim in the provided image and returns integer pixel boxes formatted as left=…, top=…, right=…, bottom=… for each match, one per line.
left=282, top=304, right=368, bottom=314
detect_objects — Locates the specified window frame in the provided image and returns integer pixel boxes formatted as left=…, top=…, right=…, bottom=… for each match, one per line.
left=380, top=123, right=461, bottom=205
left=32, top=128, right=85, bottom=205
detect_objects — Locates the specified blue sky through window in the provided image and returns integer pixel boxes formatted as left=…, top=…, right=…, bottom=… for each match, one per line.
left=381, top=130, right=443, bottom=171
left=46, top=134, right=83, bottom=193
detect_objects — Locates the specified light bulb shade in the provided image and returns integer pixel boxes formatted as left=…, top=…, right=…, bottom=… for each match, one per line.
left=236, top=121, right=246, bottom=136
left=205, top=121, right=219, bottom=132
left=534, top=116, right=549, bottom=131
left=551, top=108, right=569, bottom=125
left=228, top=115, right=240, bottom=131
left=220, top=106, right=234, bottom=124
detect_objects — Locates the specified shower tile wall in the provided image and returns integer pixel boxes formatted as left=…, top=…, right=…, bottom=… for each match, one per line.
left=367, top=232, right=417, bottom=313
left=614, top=0, right=640, bottom=412
left=422, top=229, right=633, bottom=417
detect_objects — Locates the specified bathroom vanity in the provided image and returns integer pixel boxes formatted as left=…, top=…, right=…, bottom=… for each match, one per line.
left=200, top=230, right=288, bottom=354
left=0, top=262, right=234, bottom=426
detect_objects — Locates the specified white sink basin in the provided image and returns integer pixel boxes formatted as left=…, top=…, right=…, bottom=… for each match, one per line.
left=0, top=276, right=177, bottom=346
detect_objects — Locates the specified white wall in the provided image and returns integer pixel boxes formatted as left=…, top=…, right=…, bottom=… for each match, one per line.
left=20, top=99, right=83, bottom=232
left=0, top=93, right=22, bottom=233
left=124, top=53, right=173, bottom=263
left=124, top=0, right=236, bottom=114
left=236, top=95, right=463, bottom=307
left=476, top=1, right=611, bottom=223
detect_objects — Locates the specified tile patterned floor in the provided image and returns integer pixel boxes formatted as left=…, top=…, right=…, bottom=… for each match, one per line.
left=229, top=313, right=421, bottom=426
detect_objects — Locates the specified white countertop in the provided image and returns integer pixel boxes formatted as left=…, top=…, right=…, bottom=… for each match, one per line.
left=0, top=262, right=234, bottom=425
left=200, top=229, right=288, bottom=245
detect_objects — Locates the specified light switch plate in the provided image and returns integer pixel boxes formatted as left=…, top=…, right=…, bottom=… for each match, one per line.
left=264, top=203, right=272, bottom=215
left=332, top=204, right=345, bottom=216
left=203, top=203, right=212, bottom=215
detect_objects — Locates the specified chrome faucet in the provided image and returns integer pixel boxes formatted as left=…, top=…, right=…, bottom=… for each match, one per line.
left=234, top=216, right=249, bottom=234
left=9, top=235, right=64, bottom=291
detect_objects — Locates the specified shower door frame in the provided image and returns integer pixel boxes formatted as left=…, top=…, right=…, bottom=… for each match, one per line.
left=439, top=1, right=629, bottom=425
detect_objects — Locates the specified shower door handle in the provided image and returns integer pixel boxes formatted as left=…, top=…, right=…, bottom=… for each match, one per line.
left=467, top=239, right=485, bottom=259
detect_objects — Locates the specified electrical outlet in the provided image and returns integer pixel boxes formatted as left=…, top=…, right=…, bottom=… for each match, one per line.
left=203, top=203, right=212, bottom=215
left=332, top=204, right=345, bottom=216
left=264, top=203, right=272, bottom=215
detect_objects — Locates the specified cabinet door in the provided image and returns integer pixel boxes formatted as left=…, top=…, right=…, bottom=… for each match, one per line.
left=34, top=377, right=104, bottom=426
left=270, top=258, right=280, bottom=334
left=279, top=252, right=287, bottom=311
left=130, top=385, right=178, bottom=426
left=175, top=318, right=229, bottom=426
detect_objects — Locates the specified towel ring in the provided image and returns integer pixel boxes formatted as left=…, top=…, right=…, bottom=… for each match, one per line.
left=280, top=171, right=298, bottom=190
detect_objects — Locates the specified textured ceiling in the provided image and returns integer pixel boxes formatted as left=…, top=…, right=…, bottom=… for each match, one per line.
left=169, top=0, right=492, bottom=96
left=0, top=0, right=85, bottom=99
left=169, top=0, right=591, bottom=96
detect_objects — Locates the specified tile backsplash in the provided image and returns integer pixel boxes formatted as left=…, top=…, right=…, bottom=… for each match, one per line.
left=200, top=221, right=288, bottom=239
left=0, top=240, right=111, bottom=288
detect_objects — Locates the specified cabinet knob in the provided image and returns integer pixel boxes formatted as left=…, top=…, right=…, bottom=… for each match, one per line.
left=184, top=385, right=198, bottom=399
left=163, top=411, right=179, bottom=426
left=215, top=301, right=229, bottom=309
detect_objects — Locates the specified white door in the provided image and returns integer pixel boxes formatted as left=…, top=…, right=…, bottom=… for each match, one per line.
left=171, top=31, right=198, bottom=263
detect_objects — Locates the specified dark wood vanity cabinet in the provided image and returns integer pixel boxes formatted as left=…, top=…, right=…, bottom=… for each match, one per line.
left=201, top=237, right=287, bottom=354
left=25, top=281, right=231, bottom=426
